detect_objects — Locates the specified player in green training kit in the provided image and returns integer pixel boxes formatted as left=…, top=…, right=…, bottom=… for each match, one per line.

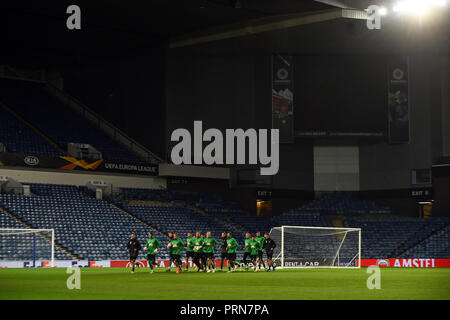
left=185, top=232, right=195, bottom=271
left=200, top=233, right=208, bottom=271
left=168, top=233, right=184, bottom=273
left=242, top=232, right=252, bottom=271
left=249, top=234, right=261, bottom=272
left=226, top=232, right=239, bottom=272
left=193, top=231, right=204, bottom=272
left=166, top=231, right=174, bottom=272
left=203, top=231, right=217, bottom=273
left=255, top=232, right=266, bottom=271
left=144, top=232, right=160, bottom=273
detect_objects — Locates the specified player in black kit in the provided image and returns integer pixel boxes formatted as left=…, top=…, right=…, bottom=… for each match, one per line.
left=263, top=232, right=277, bottom=272
left=219, top=232, right=228, bottom=271
left=126, top=233, right=142, bottom=273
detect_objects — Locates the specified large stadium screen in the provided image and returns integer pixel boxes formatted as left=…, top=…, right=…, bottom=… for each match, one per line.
left=293, top=55, right=388, bottom=136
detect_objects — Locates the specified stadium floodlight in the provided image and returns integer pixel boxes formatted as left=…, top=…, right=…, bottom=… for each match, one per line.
left=269, top=226, right=361, bottom=269
left=0, top=228, right=55, bottom=267
left=392, top=0, right=447, bottom=16
left=431, top=0, right=447, bottom=7
left=379, top=7, right=388, bottom=16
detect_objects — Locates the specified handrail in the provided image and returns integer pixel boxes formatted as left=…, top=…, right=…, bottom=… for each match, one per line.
left=46, top=83, right=163, bottom=164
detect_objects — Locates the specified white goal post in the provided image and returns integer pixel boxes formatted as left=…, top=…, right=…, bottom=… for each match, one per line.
left=0, top=228, right=55, bottom=267
left=269, top=226, right=361, bottom=269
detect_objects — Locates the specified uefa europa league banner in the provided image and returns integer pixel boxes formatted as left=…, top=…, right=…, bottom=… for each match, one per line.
left=272, top=54, right=294, bottom=144
left=0, top=152, right=158, bottom=175
left=388, top=56, right=410, bottom=144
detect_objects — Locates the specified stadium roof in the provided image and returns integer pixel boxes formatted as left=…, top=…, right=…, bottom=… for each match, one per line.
left=0, top=0, right=333, bottom=66
left=0, top=0, right=449, bottom=67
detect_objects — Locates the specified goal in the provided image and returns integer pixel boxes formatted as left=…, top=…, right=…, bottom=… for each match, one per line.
left=269, top=226, right=361, bottom=268
left=0, top=228, right=55, bottom=267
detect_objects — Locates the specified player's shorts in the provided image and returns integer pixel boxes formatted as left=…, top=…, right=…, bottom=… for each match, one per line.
left=194, top=252, right=202, bottom=261
left=186, top=251, right=194, bottom=259
left=258, top=250, right=263, bottom=259
left=169, top=253, right=178, bottom=261
left=250, top=255, right=258, bottom=261
left=147, top=254, right=156, bottom=262
left=205, top=252, right=214, bottom=260
left=227, top=252, right=236, bottom=261
left=266, top=250, right=273, bottom=260
left=129, top=253, right=139, bottom=261
left=221, top=251, right=227, bottom=259
left=172, top=254, right=182, bottom=263
left=243, top=252, right=252, bottom=261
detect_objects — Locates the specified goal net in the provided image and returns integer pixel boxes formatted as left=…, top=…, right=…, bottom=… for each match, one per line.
left=269, top=226, right=361, bottom=268
left=0, top=228, right=55, bottom=267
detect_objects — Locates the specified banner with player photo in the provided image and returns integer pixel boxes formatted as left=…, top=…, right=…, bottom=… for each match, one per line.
left=272, top=54, right=294, bottom=144
left=388, top=56, right=410, bottom=144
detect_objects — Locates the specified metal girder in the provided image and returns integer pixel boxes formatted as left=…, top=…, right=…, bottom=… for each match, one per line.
left=170, top=8, right=368, bottom=48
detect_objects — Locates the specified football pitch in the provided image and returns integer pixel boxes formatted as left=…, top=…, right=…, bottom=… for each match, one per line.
left=0, top=267, right=449, bottom=300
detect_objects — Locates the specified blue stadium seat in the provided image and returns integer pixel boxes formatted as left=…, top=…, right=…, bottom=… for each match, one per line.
left=0, top=78, right=155, bottom=164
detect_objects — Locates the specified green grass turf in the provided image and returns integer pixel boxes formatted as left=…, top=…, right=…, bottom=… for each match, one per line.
left=0, top=267, right=449, bottom=300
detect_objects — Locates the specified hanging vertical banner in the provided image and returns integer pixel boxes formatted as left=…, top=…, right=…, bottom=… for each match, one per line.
left=388, top=56, right=410, bottom=144
left=272, top=54, right=294, bottom=143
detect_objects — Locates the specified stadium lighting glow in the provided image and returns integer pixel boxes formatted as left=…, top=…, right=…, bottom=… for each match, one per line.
left=431, top=0, right=447, bottom=7
left=392, top=0, right=447, bottom=16
left=379, top=7, right=388, bottom=15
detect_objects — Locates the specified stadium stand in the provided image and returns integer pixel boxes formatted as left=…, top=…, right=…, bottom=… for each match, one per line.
left=343, top=216, right=450, bottom=259
left=0, top=105, right=63, bottom=158
left=0, top=78, right=149, bottom=163
left=0, top=184, right=449, bottom=261
left=118, top=187, right=243, bottom=215
left=400, top=224, right=450, bottom=258
left=0, top=210, right=73, bottom=260
left=229, top=215, right=273, bottom=234
left=284, top=193, right=392, bottom=216
left=273, top=214, right=333, bottom=228
left=0, top=184, right=156, bottom=260
left=117, top=201, right=248, bottom=256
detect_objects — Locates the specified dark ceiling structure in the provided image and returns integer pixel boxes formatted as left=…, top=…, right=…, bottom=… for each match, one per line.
left=0, top=0, right=448, bottom=67
left=0, top=0, right=334, bottom=66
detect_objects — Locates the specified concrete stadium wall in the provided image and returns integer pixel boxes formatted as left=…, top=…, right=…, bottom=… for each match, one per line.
left=0, top=167, right=166, bottom=189
left=359, top=54, right=435, bottom=191
left=166, top=52, right=314, bottom=191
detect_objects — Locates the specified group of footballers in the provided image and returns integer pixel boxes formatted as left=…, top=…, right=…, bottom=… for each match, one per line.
left=126, top=230, right=277, bottom=274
